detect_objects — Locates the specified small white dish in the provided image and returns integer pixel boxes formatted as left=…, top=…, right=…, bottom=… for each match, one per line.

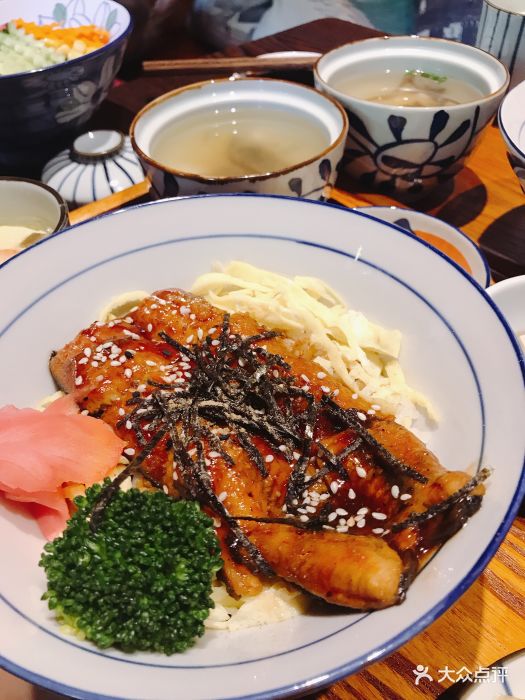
left=0, top=176, right=68, bottom=263
left=130, top=78, right=348, bottom=200
left=356, top=206, right=490, bottom=287
left=498, top=79, right=525, bottom=195
left=0, top=194, right=523, bottom=700
left=487, top=275, right=525, bottom=353
left=42, top=130, right=145, bottom=207
left=445, top=647, right=525, bottom=698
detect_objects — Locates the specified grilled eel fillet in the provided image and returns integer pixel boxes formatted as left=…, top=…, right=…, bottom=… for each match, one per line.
left=50, top=289, right=485, bottom=610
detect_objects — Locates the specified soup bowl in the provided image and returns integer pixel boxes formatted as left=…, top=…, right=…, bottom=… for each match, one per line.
left=0, top=0, right=132, bottom=176
left=130, top=78, right=348, bottom=200
left=314, top=36, right=509, bottom=195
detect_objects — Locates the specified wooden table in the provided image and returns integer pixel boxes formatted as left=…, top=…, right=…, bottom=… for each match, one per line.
left=2, top=17, right=524, bottom=700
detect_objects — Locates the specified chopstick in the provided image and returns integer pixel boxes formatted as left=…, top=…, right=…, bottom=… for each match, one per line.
left=68, top=179, right=151, bottom=225
left=142, top=54, right=319, bottom=75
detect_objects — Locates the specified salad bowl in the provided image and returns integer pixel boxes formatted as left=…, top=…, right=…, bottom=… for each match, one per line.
left=0, top=195, right=523, bottom=700
left=0, top=0, right=132, bottom=175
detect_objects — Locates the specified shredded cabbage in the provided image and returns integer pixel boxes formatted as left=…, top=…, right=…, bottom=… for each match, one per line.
left=192, top=261, right=436, bottom=428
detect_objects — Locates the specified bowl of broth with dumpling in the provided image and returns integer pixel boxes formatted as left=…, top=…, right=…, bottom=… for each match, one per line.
left=130, top=78, right=348, bottom=200
left=314, top=36, right=509, bottom=195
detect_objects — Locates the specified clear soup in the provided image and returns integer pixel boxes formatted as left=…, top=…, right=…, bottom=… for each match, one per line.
left=150, top=105, right=331, bottom=178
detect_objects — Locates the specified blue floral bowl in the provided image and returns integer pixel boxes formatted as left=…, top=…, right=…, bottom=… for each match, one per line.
left=0, top=0, right=132, bottom=175
left=314, top=36, right=509, bottom=195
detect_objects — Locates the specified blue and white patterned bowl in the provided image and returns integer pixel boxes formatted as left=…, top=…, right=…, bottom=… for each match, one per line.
left=130, top=78, right=348, bottom=200
left=42, top=130, right=144, bottom=207
left=0, top=0, right=132, bottom=176
left=499, top=77, right=525, bottom=196
left=314, top=36, right=509, bottom=195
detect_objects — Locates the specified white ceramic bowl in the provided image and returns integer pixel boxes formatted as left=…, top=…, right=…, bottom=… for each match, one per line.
left=0, top=195, right=524, bottom=700
left=130, top=78, right=348, bottom=200
left=487, top=275, right=525, bottom=352
left=498, top=78, right=525, bottom=195
left=314, top=36, right=509, bottom=194
left=0, top=176, right=68, bottom=262
left=356, top=206, right=491, bottom=287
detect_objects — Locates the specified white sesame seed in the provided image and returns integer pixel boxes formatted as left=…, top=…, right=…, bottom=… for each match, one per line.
left=300, top=374, right=310, bottom=383
left=80, top=409, right=89, bottom=415
left=278, top=445, right=287, bottom=452
left=146, top=360, right=157, bottom=367
left=372, top=512, right=387, bottom=520
left=367, top=409, right=376, bottom=416
left=125, top=317, right=133, bottom=324
left=327, top=512, right=337, bottom=522
left=186, top=335, right=194, bottom=343
left=338, top=517, right=347, bottom=526
left=238, top=358, right=245, bottom=367
left=265, top=455, right=274, bottom=463
left=333, top=389, right=340, bottom=397
left=321, top=385, right=330, bottom=393
left=218, top=491, right=227, bottom=502
left=352, top=393, right=359, bottom=400
left=305, top=506, right=316, bottom=514
left=323, top=525, right=334, bottom=531
left=205, top=458, right=211, bottom=467
left=137, top=384, right=147, bottom=392
left=316, top=371, right=326, bottom=379
left=190, top=313, right=196, bottom=321
left=330, top=481, right=340, bottom=493
left=292, top=499, right=299, bottom=506
left=281, top=504, right=287, bottom=512
left=209, top=451, right=220, bottom=458
left=336, top=508, right=348, bottom=516
left=273, top=370, right=279, bottom=378
left=356, top=519, right=366, bottom=528
left=124, top=368, right=132, bottom=379
left=124, top=448, right=135, bottom=456
left=180, top=306, right=190, bottom=316
left=320, top=493, right=330, bottom=500
left=150, top=303, right=158, bottom=310
left=110, top=360, right=120, bottom=367
left=96, top=374, right=104, bottom=382
left=357, top=507, right=368, bottom=515
left=391, top=485, right=400, bottom=498
left=83, top=347, right=92, bottom=358
left=371, top=404, right=381, bottom=411
left=348, top=488, right=356, bottom=499
left=125, top=420, right=132, bottom=430
left=211, top=339, right=220, bottom=346
left=163, top=485, right=169, bottom=495
left=299, top=514, right=309, bottom=523
left=336, top=525, right=348, bottom=533
left=208, top=327, right=217, bottom=334
left=91, top=361, right=99, bottom=367
left=297, top=508, right=307, bottom=514
left=188, top=448, right=196, bottom=457
left=347, top=516, right=355, bottom=527
left=357, top=412, right=367, bottom=421
left=78, top=357, right=88, bottom=365
left=197, top=328, right=204, bottom=340
left=372, top=528, right=384, bottom=535
left=75, top=376, right=83, bottom=386
left=356, top=466, right=367, bottom=478
left=293, top=451, right=301, bottom=461
left=400, top=493, right=412, bottom=501
left=118, top=408, right=126, bottom=416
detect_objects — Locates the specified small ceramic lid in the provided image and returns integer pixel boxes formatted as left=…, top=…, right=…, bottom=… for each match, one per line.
left=42, top=130, right=144, bottom=208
